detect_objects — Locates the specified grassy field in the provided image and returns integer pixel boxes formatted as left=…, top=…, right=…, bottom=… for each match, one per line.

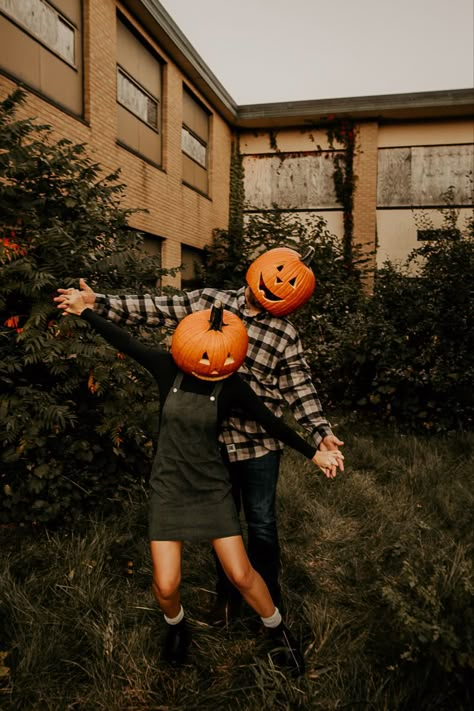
left=1, top=418, right=473, bottom=710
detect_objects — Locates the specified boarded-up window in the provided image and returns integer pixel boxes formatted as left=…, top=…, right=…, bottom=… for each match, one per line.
left=243, top=152, right=339, bottom=210
left=116, top=16, right=162, bottom=165
left=117, top=69, right=158, bottom=130
left=0, top=0, right=82, bottom=115
left=377, top=145, right=474, bottom=207
left=182, top=87, right=209, bottom=194
left=0, top=0, right=75, bottom=64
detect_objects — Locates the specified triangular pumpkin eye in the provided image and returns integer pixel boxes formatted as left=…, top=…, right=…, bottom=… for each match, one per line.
left=199, top=352, right=210, bottom=365
left=276, top=276, right=283, bottom=284
left=224, top=354, right=235, bottom=365
left=289, top=277, right=297, bottom=287
left=276, top=264, right=284, bottom=271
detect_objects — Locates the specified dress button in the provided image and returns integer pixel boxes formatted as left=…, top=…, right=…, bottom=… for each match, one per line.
left=210, top=396, right=215, bottom=401
left=173, top=388, right=177, bottom=392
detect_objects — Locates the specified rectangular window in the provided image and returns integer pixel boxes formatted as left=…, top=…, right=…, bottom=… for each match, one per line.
left=116, top=16, right=162, bottom=165
left=181, top=245, right=204, bottom=289
left=182, top=87, right=210, bottom=194
left=0, top=0, right=75, bottom=66
left=117, top=68, right=158, bottom=130
left=181, top=126, right=206, bottom=167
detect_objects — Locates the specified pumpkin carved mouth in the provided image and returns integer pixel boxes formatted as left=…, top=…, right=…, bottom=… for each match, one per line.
left=258, top=273, right=283, bottom=302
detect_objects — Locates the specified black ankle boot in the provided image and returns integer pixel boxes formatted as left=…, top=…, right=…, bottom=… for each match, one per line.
left=162, top=619, right=191, bottom=666
left=267, top=621, right=305, bottom=677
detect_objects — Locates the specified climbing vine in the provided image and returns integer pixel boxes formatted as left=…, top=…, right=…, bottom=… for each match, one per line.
left=228, top=137, right=245, bottom=240
left=227, top=121, right=358, bottom=271
left=263, top=121, right=357, bottom=269
left=326, top=118, right=357, bottom=270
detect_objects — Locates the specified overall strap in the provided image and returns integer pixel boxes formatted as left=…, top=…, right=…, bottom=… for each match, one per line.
left=210, top=380, right=225, bottom=401
left=171, top=371, right=184, bottom=392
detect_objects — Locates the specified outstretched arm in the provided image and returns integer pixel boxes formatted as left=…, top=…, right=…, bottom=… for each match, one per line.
left=233, top=377, right=344, bottom=478
left=59, top=289, right=163, bottom=371
left=55, top=279, right=201, bottom=327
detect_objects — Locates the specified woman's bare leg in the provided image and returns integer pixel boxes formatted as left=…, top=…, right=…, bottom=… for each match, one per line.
left=150, top=540, right=183, bottom=618
left=212, top=536, right=305, bottom=676
left=212, top=535, right=276, bottom=618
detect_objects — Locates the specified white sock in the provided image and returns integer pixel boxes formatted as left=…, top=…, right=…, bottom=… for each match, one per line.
left=164, top=605, right=184, bottom=625
left=261, top=606, right=282, bottom=628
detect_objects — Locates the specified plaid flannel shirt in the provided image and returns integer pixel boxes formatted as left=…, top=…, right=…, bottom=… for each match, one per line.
left=94, top=286, right=333, bottom=462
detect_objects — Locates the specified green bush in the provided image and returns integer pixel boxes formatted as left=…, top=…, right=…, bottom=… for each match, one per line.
left=349, top=216, right=474, bottom=431
left=203, top=201, right=474, bottom=432
left=0, top=90, right=172, bottom=525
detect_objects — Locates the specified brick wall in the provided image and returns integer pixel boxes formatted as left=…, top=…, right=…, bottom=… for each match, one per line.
left=0, top=0, right=232, bottom=288
left=353, top=121, right=378, bottom=286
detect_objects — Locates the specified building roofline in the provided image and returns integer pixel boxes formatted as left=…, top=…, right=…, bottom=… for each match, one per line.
left=123, top=0, right=238, bottom=121
left=126, top=1, right=474, bottom=127
left=235, top=88, right=474, bottom=127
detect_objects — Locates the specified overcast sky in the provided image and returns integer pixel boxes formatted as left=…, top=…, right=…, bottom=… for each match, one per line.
left=159, top=0, right=474, bottom=104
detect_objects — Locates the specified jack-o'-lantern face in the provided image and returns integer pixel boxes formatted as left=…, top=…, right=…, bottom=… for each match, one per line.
left=245, top=246, right=316, bottom=316
left=171, top=302, right=248, bottom=380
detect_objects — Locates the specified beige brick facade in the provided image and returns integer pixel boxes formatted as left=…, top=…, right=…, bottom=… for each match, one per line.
left=353, top=122, right=378, bottom=283
left=0, top=0, right=233, bottom=288
left=1, top=1, right=472, bottom=286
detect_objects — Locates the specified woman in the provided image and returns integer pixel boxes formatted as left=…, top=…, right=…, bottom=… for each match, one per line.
left=60, top=290, right=344, bottom=675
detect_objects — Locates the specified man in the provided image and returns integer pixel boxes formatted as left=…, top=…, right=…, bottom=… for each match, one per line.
left=55, top=247, right=343, bottom=622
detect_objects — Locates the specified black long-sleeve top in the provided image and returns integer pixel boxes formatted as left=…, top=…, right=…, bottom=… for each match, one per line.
left=81, top=308, right=317, bottom=460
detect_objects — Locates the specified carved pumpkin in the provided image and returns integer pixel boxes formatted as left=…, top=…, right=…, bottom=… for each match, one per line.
left=171, top=302, right=248, bottom=381
left=246, top=246, right=316, bottom=316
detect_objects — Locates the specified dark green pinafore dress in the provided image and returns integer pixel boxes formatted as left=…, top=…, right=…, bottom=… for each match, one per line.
left=148, top=372, right=241, bottom=541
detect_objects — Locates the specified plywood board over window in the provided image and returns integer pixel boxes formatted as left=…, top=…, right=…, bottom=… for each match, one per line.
left=0, top=0, right=83, bottom=115
left=243, top=152, right=339, bottom=210
left=182, top=87, right=209, bottom=195
left=116, top=15, right=162, bottom=165
left=377, top=145, right=474, bottom=207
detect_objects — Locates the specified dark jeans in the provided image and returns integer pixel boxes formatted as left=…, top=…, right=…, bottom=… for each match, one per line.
left=215, top=449, right=282, bottom=606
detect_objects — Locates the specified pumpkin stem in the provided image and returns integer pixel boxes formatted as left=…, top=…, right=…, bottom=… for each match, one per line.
left=301, top=246, right=315, bottom=266
left=209, top=301, right=224, bottom=331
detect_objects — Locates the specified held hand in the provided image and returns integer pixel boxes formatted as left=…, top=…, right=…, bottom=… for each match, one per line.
left=54, top=278, right=96, bottom=312
left=319, top=434, right=344, bottom=452
left=312, top=449, right=345, bottom=479
left=58, top=289, right=88, bottom=316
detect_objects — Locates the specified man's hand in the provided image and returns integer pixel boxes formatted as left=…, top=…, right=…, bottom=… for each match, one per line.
left=319, top=434, right=344, bottom=452
left=318, top=434, right=344, bottom=478
left=55, top=278, right=96, bottom=312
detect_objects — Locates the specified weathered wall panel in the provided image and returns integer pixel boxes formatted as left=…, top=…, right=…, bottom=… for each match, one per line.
left=243, top=152, right=339, bottom=210
left=377, top=145, right=474, bottom=206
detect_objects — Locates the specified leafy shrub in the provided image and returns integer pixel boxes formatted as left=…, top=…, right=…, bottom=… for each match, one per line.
left=381, top=548, right=474, bottom=674
left=202, top=200, right=474, bottom=432
left=349, top=209, right=474, bottom=431
left=0, top=90, right=172, bottom=525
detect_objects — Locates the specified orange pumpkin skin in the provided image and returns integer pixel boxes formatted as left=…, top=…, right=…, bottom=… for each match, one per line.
left=171, top=305, right=249, bottom=381
left=246, top=247, right=316, bottom=317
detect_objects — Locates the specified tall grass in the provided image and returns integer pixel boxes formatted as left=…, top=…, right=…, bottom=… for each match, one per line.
left=1, top=422, right=473, bottom=710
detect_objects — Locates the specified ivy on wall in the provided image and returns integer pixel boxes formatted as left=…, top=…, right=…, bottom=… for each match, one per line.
left=228, top=137, right=245, bottom=240
left=228, top=120, right=358, bottom=270
left=325, top=118, right=357, bottom=270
